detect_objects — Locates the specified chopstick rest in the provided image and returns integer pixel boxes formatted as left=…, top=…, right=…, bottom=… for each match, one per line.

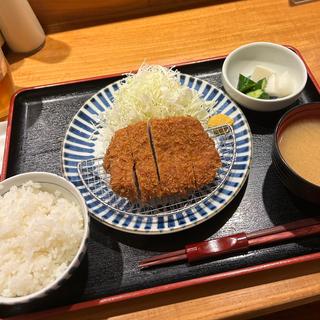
left=186, top=233, right=248, bottom=263
left=139, top=217, right=320, bottom=269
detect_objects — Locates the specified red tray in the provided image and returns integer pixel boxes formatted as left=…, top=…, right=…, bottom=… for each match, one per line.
left=2, top=47, right=320, bottom=320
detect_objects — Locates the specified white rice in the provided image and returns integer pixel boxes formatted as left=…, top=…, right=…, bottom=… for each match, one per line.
left=0, top=181, right=84, bottom=298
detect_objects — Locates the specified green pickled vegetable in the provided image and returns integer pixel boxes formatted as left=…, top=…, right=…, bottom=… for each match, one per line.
left=247, top=89, right=264, bottom=98
left=237, top=74, right=256, bottom=93
left=253, top=78, right=267, bottom=90
left=237, top=73, right=272, bottom=100
left=246, top=89, right=270, bottom=99
left=259, top=91, right=270, bottom=99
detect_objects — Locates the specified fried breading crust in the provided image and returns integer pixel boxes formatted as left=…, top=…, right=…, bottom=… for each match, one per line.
left=185, top=117, right=221, bottom=188
left=150, top=117, right=196, bottom=197
left=103, top=128, right=137, bottom=201
left=103, top=116, right=221, bottom=203
left=127, top=121, right=159, bottom=203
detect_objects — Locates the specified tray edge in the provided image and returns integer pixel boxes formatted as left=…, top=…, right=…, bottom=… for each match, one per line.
left=5, top=252, right=320, bottom=320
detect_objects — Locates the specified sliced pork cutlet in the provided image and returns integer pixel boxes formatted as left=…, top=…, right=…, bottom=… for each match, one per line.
left=103, top=127, right=128, bottom=172
left=186, top=117, right=221, bottom=189
left=126, top=121, right=159, bottom=203
left=149, top=117, right=195, bottom=198
left=103, top=128, right=138, bottom=202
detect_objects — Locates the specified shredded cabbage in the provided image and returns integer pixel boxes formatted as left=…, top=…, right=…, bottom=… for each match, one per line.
left=95, top=65, right=214, bottom=156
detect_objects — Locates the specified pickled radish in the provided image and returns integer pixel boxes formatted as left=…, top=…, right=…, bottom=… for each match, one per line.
left=264, top=73, right=277, bottom=96
left=277, top=71, right=294, bottom=97
left=237, top=66, right=294, bottom=99
left=251, top=65, right=274, bottom=82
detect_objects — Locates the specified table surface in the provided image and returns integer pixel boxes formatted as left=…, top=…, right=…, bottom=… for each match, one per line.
left=5, top=0, right=320, bottom=319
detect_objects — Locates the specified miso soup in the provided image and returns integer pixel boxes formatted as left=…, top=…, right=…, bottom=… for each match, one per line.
left=279, top=115, right=320, bottom=186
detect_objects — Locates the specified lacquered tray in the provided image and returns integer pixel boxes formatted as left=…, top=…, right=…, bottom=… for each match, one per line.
left=1, top=48, right=320, bottom=319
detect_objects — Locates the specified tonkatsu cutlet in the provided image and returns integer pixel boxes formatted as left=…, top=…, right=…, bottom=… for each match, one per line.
left=186, top=117, right=221, bottom=189
left=126, top=121, right=159, bottom=203
left=103, top=128, right=137, bottom=201
left=149, top=117, right=196, bottom=197
left=103, top=116, right=221, bottom=203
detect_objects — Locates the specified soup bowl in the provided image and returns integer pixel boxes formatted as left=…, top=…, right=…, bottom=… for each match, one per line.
left=272, top=102, right=320, bottom=204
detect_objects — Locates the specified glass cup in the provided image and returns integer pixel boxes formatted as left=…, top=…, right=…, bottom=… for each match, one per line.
left=0, top=49, right=14, bottom=120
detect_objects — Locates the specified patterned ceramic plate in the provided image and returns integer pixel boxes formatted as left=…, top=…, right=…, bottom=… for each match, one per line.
left=62, top=73, right=252, bottom=234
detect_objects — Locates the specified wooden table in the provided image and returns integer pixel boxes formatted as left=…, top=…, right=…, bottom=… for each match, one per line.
left=5, top=0, right=320, bottom=319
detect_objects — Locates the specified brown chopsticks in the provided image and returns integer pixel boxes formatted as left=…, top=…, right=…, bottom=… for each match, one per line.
left=139, top=217, right=320, bottom=269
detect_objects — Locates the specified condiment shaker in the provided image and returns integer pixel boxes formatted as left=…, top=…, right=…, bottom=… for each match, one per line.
left=0, top=0, right=45, bottom=53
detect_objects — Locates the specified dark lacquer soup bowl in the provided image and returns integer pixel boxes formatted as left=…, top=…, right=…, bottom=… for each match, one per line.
left=272, top=102, right=320, bottom=204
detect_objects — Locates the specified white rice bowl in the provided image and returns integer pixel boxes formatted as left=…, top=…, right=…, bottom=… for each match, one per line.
left=0, top=173, right=88, bottom=304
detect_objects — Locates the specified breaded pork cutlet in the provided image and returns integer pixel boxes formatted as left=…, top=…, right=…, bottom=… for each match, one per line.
left=103, top=116, right=221, bottom=203
left=185, top=117, right=221, bottom=189
left=126, top=121, right=159, bottom=203
left=103, top=128, right=137, bottom=202
left=149, top=117, right=196, bottom=197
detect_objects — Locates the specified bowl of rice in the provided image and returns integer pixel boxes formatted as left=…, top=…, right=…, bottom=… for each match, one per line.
left=0, top=172, right=89, bottom=305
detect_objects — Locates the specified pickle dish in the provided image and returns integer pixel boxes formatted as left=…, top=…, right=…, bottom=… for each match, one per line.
left=222, top=42, right=307, bottom=112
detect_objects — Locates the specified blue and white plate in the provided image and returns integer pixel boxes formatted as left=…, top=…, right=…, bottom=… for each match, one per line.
left=62, top=73, right=252, bottom=234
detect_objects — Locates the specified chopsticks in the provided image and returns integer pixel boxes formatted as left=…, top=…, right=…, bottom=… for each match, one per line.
left=139, top=217, right=320, bottom=269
